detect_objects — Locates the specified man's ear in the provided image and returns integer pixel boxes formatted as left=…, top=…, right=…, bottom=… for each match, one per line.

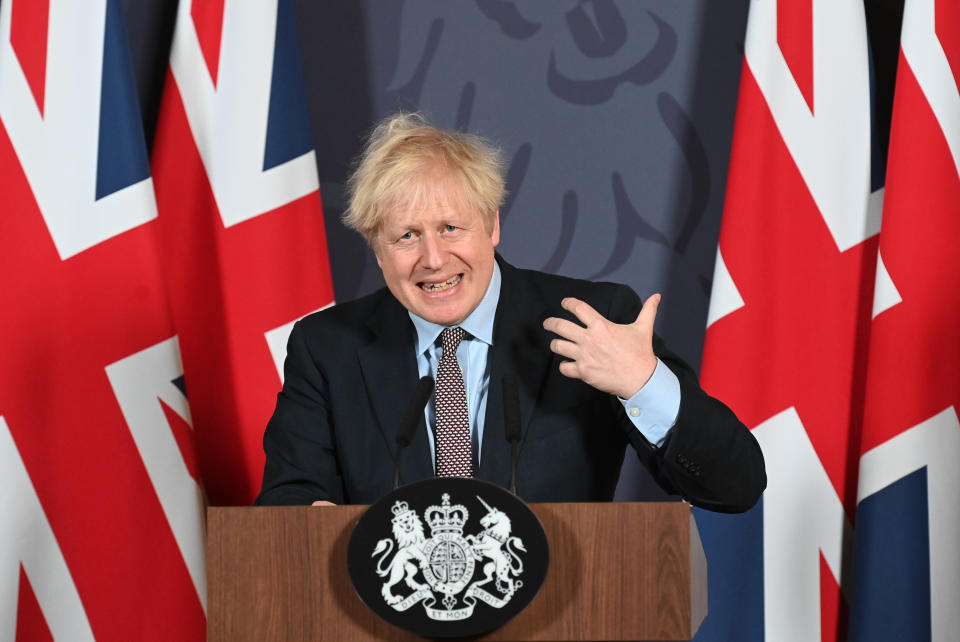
left=491, top=210, right=501, bottom=247
left=370, top=235, right=383, bottom=268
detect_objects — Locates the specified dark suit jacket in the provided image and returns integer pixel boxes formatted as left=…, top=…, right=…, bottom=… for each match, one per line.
left=256, top=256, right=765, bottom=512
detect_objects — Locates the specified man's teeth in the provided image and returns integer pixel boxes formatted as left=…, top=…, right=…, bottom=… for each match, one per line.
left=421, top=275, right=461, bottom=292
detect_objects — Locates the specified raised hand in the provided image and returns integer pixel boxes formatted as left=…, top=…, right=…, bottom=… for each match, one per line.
left=543, top=294, right=661, bottom=399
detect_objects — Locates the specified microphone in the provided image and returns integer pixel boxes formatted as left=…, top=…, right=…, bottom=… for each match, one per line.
left=502, top=375, right=522, bottom=494
left=393, top=376, right=435, bottom=489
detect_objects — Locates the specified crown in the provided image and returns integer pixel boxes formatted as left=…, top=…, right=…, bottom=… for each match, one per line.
left=425, top=493, right=469, bottom=536
left=391, top=500, right=415, bottom=524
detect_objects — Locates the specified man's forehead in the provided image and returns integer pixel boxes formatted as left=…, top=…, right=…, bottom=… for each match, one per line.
left=381, top=187, right=480, bottom=227
left=387, top=172, right=468, bottom=212
left=382, top=204, right=480, bottom=226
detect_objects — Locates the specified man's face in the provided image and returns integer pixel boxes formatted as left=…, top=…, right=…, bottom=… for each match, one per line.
left=374, top=171, right=500, bottom=326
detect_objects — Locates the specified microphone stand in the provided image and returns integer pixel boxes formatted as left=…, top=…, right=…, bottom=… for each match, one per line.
left=502, top=375, right=522, bottom=495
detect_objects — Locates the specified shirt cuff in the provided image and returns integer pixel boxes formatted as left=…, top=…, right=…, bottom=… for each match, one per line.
left=619, top=358, right=681, bottom=448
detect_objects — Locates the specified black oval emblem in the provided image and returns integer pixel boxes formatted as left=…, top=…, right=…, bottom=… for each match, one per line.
left=347, top=477, right=549, bottom=638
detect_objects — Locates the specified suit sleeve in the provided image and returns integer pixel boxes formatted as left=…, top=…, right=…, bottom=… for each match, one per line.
left=255, top=320, right=345, bottom=506
left=606, top=285, right=766, bottom=513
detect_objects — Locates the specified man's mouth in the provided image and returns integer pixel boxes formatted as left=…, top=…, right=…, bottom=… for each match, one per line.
left=419, top=274, right=462, bottom=292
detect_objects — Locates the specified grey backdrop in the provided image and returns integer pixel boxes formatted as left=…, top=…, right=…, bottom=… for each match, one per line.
left=295, top=0, right=748, bottom=499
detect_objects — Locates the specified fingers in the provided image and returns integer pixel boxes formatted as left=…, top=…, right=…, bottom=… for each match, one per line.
left=635, top=293, right=661, bottom=329
left=312, top=500, right=335, bottom=506
left=549, top=337, right=578, bottom=359
left=542, top=316, right=587, bottom=341
left=561, top=297, right=603, bottom=326
left=543, top=298, right=604, bottom=340
left=557, top=359, right=580, bottom=380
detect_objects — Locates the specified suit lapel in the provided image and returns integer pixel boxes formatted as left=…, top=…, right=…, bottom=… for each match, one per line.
left=357, top=294, right=434, bottom=486
left=479, top=258, right=555, bottom=490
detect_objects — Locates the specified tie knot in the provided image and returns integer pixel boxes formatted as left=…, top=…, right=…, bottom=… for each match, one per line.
left=440, top=327, right=465, bottom=357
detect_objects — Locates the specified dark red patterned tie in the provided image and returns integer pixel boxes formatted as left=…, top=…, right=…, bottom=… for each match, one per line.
left=435, top=327, right=473, bottom=477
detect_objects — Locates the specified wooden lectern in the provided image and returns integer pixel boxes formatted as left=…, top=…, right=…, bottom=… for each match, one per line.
left=207, top=503, right=707, bottom=641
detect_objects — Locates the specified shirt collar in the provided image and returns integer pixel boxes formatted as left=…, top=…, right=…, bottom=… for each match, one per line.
left=409, top=262, right=501, bottom=355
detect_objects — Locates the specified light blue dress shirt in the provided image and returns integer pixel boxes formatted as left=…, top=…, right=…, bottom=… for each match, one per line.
left=409, top=263, right=681, bottom=471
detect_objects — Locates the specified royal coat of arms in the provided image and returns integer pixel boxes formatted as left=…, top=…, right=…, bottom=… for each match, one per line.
left=371, top=493, right=527, bottom=621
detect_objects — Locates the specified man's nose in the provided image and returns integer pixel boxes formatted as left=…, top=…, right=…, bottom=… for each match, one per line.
left=420, top=233, right=446, bottom=269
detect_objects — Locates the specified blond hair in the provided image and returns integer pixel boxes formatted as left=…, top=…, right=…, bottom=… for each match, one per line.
left=343, top=113, right=506, bottom=243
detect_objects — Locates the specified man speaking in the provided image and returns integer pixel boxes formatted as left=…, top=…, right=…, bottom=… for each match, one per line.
left=256, top=113, right=765, bottom=512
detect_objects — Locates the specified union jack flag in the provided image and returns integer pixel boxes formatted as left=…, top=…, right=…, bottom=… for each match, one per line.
left=697, top=0, right=959, bottom=640
left=0, top=0, right=333, bottom=638
left=850, top=0, right=960, bottom=639
left=152, top=0, right=335, bottom=507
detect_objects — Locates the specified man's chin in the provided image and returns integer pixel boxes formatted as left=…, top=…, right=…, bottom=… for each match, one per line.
left=406, top=291, right=470, bottom=326
left=419, top=311, right=467, bottom=326
left=412, top=302, right=468, bottom=327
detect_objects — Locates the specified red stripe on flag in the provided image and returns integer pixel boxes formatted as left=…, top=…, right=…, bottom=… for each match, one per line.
left=191, top=0, right=226, bottom=87
left=777, top=0, right=815, bottom=113
left=15, top=565, right=53, bottom=642
left=861, top=52, right=960, bottom=452
left=700, top=61, right=877, bottom=512
left=9, top=0, right=50, bottom=115
left=0, top=121, right=205, bottom=641
left=936, top=0, right=960, bottom=95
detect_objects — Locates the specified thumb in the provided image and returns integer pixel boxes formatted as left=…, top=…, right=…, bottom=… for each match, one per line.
left=634, top=293, right=661, bottom=327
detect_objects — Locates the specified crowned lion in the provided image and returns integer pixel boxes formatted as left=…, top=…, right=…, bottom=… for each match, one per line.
left=372, top=500, right=429, bottom=604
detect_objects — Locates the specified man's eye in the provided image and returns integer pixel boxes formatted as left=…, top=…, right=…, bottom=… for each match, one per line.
left=444, top=225, right=457, bottom=232
left=399, top=232, right=413, bottom=240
